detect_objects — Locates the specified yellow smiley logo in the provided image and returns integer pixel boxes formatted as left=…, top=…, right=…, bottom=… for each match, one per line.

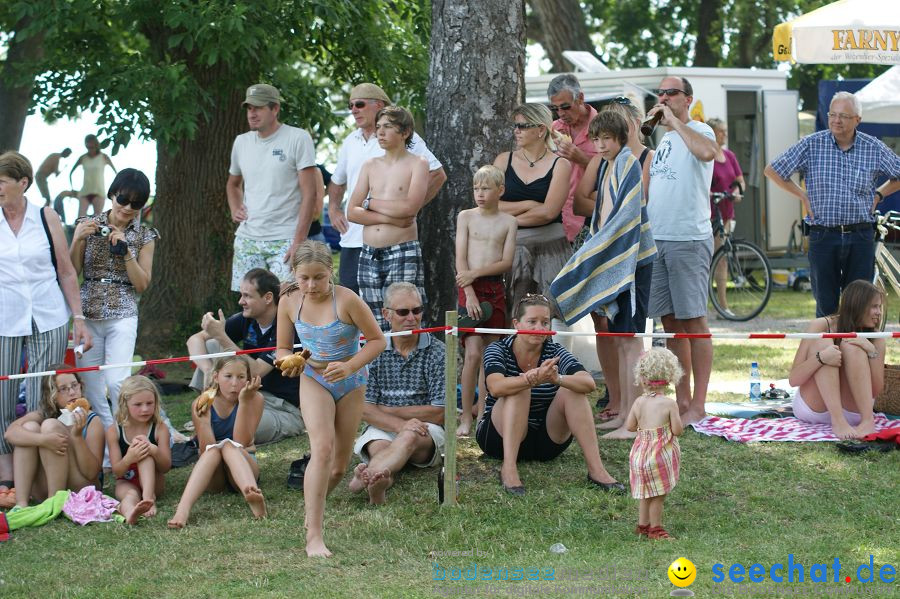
left=668, top=558, right=697, bottom=587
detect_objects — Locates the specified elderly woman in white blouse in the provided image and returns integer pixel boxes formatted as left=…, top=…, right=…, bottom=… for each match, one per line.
left=0, top=151, right=91, bottom=491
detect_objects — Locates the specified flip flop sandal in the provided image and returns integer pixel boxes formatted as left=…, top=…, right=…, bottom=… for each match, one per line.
left=836, top=441, right=897, bottom=454
left=287, top=454, right=311, bottom=491
left=595, top=409, right=619, bottom=421
left=635, top=524, right=650, bottom=536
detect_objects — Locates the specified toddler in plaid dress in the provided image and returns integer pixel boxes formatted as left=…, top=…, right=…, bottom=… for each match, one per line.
left=625, top=348, right=684, bottom=540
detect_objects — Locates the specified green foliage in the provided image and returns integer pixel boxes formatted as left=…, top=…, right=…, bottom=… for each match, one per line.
left=11, top=0, right=430, bottom=153
left=579, top=0, right=890, bottom=109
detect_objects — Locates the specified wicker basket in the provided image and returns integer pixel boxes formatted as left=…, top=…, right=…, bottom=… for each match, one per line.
left=875, top=364, right=900, bottom=415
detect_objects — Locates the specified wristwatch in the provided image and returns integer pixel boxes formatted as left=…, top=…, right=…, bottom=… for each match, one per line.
left=875, top=190, right=884, bottom=203
left=362, top=198, right=371, bottom=211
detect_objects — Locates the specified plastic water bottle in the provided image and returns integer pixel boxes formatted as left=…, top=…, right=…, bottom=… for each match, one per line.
left=749, top=362, right=761, bottom=401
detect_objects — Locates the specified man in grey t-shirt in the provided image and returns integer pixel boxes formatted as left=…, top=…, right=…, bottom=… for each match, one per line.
left=226, top=83, right=318, bottom=290
left=645, top=76, right=718, bottom=427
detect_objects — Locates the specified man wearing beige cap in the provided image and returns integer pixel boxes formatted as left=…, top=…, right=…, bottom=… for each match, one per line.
left=327, top=82, right=446, bottom=293
left=226, top=83, right=318, bottom=290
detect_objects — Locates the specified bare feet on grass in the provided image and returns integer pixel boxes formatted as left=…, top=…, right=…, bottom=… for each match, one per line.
left=167, top=508, right=188, bottom=529
left=367, top=469, right=392, bottom=505
left=243, top=485, right=267, bottom=519
left=680, top=409, right=707, bottom=426
left=306, top=533, right=333, bottom=558
left=348, top=463, right=369, bottom=493
left=596, top=417, right=624, bottom=431
left=143, top=497, right=157, bottom=518
left=457, top=417, right=472, bottom=438
left=126, top=499, right=154, bottom=525
left=602, top=426, right=637, bottom=440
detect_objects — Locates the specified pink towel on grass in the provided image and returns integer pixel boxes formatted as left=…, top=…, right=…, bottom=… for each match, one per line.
left=63, top=485, right=119, bottom=525
left=690, top=413, right=894, bottom=442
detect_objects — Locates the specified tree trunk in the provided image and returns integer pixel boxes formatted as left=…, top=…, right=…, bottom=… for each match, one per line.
left=0, top=18, right=45, bottom=152
left=421, top=0, right=526, bottom=326
left=137, top=66, right=246, bottom=351
left=693, top=0, right=722, bottom=67
left=528, top=0, right=597, bottom=73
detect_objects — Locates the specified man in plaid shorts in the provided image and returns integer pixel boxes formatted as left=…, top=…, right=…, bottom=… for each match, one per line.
left=347, top=106, right=430, bottom=329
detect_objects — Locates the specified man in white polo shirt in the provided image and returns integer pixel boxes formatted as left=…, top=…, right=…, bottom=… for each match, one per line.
left=327, top=83, right=446, bottom=293
left=226, top=83, right=318, bottom=290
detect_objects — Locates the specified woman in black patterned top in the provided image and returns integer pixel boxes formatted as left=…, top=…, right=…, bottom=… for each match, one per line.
left=70, top=169, right=158, bottom=429
left=475, top=294, right=624, bottom=495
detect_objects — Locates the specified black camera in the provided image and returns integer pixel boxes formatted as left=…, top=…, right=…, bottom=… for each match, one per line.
left=93, top=225, right=128, bottom=255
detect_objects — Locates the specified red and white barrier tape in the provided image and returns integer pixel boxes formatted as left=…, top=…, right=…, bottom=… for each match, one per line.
left=3, top=325, right=896, bottom=382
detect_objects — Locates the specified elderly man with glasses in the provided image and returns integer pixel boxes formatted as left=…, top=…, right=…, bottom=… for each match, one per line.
left=347, top=282, right=446, bottom=505
left=547, top=74, right=599, bottom=246
left=765, top=91, right=900, bottom=318
left=645, top=76, right=719, bottom=426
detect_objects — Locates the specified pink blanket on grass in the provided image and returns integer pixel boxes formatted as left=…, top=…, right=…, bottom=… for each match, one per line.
left=690, top=413, right=895, bottom=442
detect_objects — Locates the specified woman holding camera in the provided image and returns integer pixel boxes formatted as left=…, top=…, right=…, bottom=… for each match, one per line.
left=71, top=169, right=158, bottom=427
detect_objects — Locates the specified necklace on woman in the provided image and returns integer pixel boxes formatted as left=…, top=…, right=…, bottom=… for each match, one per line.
left=521, top=148, right=547, bottom=167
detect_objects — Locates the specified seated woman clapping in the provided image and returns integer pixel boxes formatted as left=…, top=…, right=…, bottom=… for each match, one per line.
left=789, top=280, right=885, bottom=439
left=475, top=294, right=624, bottom=495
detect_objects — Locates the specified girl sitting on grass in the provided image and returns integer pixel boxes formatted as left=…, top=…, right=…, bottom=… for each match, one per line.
left=625, top=348, right=684, bottom=540
left=5, top=366, right=104, bottom=507
left=167, top=356, right=266, bottom=528
left=106, top=375, right=171, bottom=524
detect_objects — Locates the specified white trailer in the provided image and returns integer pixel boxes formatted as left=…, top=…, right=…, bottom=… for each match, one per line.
left=526, top=66, right=802, bottom=254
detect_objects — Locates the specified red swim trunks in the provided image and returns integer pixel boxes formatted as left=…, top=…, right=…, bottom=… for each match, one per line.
left=116, top=463, right=143, bottom=494
left=458, top=277, right=507, bottom=339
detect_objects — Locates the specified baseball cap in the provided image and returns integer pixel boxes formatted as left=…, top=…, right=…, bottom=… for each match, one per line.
left=243, top=84, right=282, bottom=107
left=349, top=83, right=391, bottom=105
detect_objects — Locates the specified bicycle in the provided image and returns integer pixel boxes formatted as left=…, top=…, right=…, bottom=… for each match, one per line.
left=708, top=192, right=772, bottom=321
left=873, top=210, right=900, bottom=330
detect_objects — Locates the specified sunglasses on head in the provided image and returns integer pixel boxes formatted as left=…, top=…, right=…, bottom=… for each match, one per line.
left=348, top=99, right=373, bottom=110
left=387, top=306, right=424, bottom=316
left=611, top=96, right=632, bottom=105
left=114, top=194, right=147, bottom=210
left=513, top=123, right=541, bottom=130
left=548, top=103, right=572, bottom=112
left=656, top=88, right=686, bottom=97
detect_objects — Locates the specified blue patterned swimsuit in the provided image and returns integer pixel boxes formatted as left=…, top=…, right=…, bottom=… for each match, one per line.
left=294, top=289, right=367, bottom=401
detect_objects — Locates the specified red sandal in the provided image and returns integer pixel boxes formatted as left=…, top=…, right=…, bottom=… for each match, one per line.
left=647, top=526, right=674, bottom=540
left=635, top=524, right=650, bottom=536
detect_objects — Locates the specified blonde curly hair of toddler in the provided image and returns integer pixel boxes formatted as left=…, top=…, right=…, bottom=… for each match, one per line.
left=633, top=348, right=683, bottom=391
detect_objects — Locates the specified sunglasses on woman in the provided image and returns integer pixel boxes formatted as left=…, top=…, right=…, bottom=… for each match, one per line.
left=114, top=194, right=147, bottom=210
left=386, top=306, right=424, bottom=316
left=513, top=123, right=541, bottom=130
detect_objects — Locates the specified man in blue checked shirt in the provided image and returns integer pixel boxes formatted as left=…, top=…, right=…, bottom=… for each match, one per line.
left=765, top=91, right=900, bottom=317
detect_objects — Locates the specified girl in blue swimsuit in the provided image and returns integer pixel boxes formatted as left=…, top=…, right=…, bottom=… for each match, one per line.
left=276, top=240, right=385, bottom=558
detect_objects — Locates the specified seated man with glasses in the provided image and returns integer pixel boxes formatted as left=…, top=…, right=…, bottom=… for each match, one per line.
left=765, top=90, right=900, bottom=318
left=348, top=282, right=446, bottom=505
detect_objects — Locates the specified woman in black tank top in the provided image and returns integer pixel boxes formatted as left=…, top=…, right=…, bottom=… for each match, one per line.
left=492, top=103, right=572, bottom=321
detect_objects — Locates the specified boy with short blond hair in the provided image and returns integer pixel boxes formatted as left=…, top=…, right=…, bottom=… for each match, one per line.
left=348, top=106, right=430, bottom=328
left=455, top=165, right=517, bottom=436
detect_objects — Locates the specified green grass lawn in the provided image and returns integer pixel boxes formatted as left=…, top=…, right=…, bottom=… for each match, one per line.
left=3, top=289, right=899, bottom=598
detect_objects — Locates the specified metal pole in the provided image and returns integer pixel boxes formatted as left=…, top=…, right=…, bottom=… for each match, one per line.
left=443, top=310, right=458, bottom=506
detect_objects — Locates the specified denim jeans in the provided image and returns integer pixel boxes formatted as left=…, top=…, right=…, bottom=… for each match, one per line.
left=807, top=226, right=875, bottom=317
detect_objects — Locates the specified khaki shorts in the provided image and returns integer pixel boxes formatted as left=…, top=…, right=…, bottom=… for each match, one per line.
left=648, top=238, right=713, bottom=320
left=353, top=423, right=445, bottom=468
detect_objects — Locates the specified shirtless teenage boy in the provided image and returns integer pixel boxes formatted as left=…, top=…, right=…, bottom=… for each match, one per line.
left=455, top=165, right=517, bottom=436
left=348, top=106, right=430, bottom=328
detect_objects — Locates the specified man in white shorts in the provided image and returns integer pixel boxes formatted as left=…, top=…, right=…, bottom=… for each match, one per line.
left=226, top=83, right=318, bottom=290
left=348, top=283, right=445, bottom=505
left=646, top=76, right=718, bottom=425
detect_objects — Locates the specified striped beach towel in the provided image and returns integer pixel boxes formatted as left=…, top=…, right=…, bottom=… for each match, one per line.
left=690, top=413, right=895, bottom=442
left=550, top=146, right=656, bottom=325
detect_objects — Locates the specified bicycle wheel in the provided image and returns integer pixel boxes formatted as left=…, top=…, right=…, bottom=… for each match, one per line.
left=709, top=240, right=772, bottom=321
